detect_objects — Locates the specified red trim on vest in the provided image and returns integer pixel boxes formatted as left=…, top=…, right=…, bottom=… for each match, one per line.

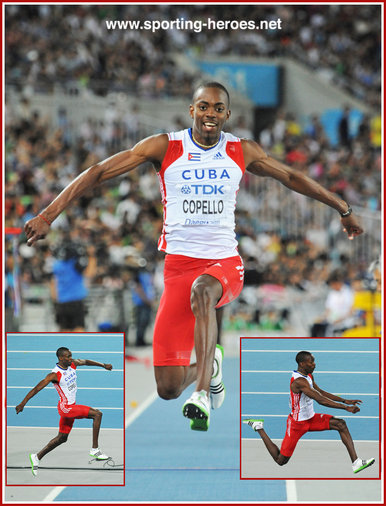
left=226, top=141, right=245, bottom=173
left=159, top=140, right=183, bottom=176
left=158, top=140, right=183, bottom=251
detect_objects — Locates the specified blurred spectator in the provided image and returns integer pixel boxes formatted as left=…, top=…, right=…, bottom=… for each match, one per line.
left=339, top=105, right=351, bottom=148
left=310, top=270, right=356, bottom=337
left=131, top=266, right=155, bottom=346
left=49, top=239, right=95, bottom=331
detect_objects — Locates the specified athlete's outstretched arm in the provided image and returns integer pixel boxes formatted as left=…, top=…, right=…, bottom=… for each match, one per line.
left=73, top=359, right=112, bottom=370
left=15, top=372, right=57, bottom=414
left=24, top=134, right=169, bottom=246
left=242, top=139, right=363, bottom=239
left=293, top=378, right=360, bottom=413
left=313, top=380, right=362, bottom=406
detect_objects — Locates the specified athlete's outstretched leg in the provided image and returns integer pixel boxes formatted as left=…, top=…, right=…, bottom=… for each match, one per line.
left=257, top=429, right=290, bottom=466
left=243, top=420, right=290, bottom=466
left=37, top=432, right=68, bottom=460
left=329, top=417, right=358, bottom=462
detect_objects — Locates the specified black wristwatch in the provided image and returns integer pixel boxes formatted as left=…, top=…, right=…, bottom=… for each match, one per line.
left=340, top=204, right=352, bottom=218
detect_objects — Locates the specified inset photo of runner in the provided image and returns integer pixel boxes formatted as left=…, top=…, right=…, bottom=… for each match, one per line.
left=6, top=332, right=125, bottom=485
left=240, top=337, right=380, bottom=479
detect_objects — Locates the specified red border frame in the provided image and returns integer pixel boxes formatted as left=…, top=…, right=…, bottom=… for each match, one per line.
left=239, top=336, right=382, bottom=482
left=4, top=331, right=126, bottom=489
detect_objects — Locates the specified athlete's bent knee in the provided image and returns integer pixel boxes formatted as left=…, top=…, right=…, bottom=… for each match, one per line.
left=331, top=418, right=347, bottom=431
left=58, top=433, right=68, bottom=444
left=190, top=281, right=217, bottom=316
left=276, top=454, right=290, bottom=466
left=156, top=382, right=181, bottom=400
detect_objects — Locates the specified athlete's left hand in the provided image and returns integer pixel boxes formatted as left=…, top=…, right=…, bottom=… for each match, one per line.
left=15, top=403, right=24, bottom=414
left=104, top=363, right=113, bottom=370
left=344, top=399, right=362, bottom=405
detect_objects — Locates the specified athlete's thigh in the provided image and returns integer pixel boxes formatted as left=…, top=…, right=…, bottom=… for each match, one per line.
left=59, top=416, right=75, bottom=434
left=280, top=416, right=309, bottom=457
left=202, top=255, right=244, bottom=308
left=153, top=263, right=196, bottom=366
left=308, top=413, right=333, bottom=432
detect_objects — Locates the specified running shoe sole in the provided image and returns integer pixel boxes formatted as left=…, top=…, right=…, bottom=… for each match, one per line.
left=354, top=458, right=375, bottom=474
left=182, top=402, right=209, bottom=431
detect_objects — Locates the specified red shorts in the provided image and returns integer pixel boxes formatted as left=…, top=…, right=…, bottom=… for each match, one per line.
left=58, top=402, right=91, bottom=434
left=280, top=413, right=333, bottom=457
left=153, top=254, right=244, bottom=366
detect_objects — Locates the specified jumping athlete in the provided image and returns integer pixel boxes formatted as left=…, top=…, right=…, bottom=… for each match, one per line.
left=24, top=82, right=363, bottom=432
left=243, top=351, right=375, bottom=474
left=15, top=347, right=113, bottom=476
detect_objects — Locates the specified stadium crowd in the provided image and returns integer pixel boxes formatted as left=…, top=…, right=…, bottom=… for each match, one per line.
left=5, top=93, right=381, bottom=335
left=6, top=4, right=381, bottom=107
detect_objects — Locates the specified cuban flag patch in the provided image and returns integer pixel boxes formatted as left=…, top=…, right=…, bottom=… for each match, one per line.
left=188, top=152, right=201, bottom=161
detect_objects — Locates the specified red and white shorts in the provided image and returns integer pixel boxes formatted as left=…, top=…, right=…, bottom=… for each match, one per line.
left=57, top=402, right=91, bottom=434
left=153, top=254, right=244, bottom=366
left=280, top=413, right=333, bottom=457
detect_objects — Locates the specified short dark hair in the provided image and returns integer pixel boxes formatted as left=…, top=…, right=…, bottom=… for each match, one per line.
left=56, top=347, right=70, bottom=359
left=193, top=82, right=230, bottom=107
left=296, top=351, right=312, bottom=365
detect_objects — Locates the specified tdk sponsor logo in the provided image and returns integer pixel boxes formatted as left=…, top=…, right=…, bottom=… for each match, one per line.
left=181, top=185, right=225, bottom=195
left=188, top=153, right=201, bottom=161
left=182, top=169, right=230, bottom=180
left=181, top=185, right=192, bottom=194
left=213, top=152, right=224, bottom=160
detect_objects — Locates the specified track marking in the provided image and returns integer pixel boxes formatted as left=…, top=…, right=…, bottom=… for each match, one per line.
left=286, top=480, right=297, bottom=502
left=43, top=487, right=66, bottom=502
left=125, top=391, right=158, bottom=428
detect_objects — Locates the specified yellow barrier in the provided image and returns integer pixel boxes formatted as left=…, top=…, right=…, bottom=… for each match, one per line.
left=342, top=291, right=382, bottom=337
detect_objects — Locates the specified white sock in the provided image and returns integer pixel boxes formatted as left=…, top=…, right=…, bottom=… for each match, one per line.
left=212, top=360, right=219, bottom=379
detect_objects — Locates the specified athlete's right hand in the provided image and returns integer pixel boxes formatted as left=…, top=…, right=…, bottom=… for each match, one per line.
left=24, top=216, right=51, bottom=246
left=346, top=405, right=360, bottom=414
left=15, top=403, right=25, bottom=414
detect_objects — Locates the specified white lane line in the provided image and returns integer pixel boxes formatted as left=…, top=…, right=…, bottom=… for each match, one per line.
left=42, top=487, right=66, bottom=503
left=286, top=480, right=298, bottom=502
left=125, top=391, right=158, bottom=428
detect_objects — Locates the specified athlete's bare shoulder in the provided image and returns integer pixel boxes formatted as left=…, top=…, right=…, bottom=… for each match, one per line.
left=132, top=133, right=169, bottom=167
left=291, top=376, right=309, bottom=394
left=240, top=138, right=268, bottom=172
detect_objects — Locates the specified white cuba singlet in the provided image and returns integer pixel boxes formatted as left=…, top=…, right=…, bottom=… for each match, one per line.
left=52, top=362, right=77, bottom=405
left=289, top=371, right=315, bottom=421
left=157, top=128, right=245, bottom=259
